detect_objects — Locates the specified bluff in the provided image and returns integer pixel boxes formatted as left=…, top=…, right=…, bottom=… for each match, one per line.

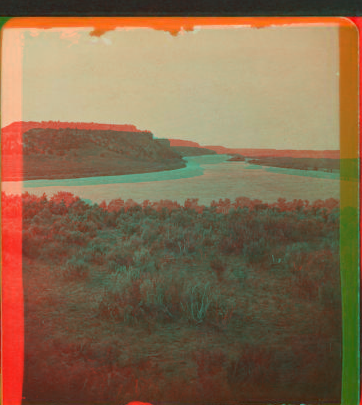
left=2, top=123, right=186, bottom=181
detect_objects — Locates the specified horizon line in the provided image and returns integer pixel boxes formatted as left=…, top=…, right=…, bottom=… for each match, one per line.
left=1, top=120, right=340, bottom=152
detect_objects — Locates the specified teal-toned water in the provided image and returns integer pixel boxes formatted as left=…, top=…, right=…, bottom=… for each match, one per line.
left=22, top=155, right=231, bottom=188
left=2, top=155, right=340, bottom=205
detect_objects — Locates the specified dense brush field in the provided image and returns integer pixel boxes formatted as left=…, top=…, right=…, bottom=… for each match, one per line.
left=3, top=192, right=341, bottom=404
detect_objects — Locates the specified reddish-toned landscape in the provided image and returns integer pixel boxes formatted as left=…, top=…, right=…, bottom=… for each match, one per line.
left=1, top=191, right=342, bottom=405
left=1, top=121, right=341, bottom=182
left=3, top=122, right=339, bottom=159
left=169, top=139, right=339, bottom=159
left=1, top=121, right=343, bottom=405
left=1, top=19, right=353, bottom=405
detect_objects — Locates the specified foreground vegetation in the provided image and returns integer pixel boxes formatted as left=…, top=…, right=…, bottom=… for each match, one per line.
left=3, top=192, right=341, bottom=404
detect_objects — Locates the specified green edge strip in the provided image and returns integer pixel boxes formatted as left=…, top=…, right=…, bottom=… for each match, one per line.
left=339, top=24, right=360, bottom=405
left=340, top=171, right=360, bottom=405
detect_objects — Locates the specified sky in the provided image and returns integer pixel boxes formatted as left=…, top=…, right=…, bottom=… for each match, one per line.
left=2, top=24, right=340, bottom=149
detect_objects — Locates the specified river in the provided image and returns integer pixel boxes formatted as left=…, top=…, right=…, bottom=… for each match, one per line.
left=1, top=154, right=340, bottom=205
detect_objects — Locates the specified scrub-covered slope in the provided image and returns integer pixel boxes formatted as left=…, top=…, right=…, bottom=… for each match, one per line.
left=2, top=123, right=186, bottom=180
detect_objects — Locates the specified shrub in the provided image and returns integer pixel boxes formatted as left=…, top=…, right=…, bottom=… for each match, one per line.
left=243, top=237, right=270, bottom=263
left=226, top=345, right=273, bottom=389
left=106, top=250, right=134, bottom=268
left=180, top=283, right=213, bottom=323
left=64, top=256, right=90, bottom=281
left=210, top=257, right=227, bottom=281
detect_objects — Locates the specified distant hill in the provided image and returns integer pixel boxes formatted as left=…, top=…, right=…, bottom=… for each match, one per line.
left=203, top=145, right=340, bottom=159
left=227, top=154, right=246, bottom=162
left=171, top=146, right=217, bottom=157
left=248, top=156, right=340, bottom=172
left=2, top=122, right=185, bottom=181
left=169, top=139, right=202, bottom=148
left=168, top=139, right=216, bottom=156
left=168, top=138, right=339, bottom=159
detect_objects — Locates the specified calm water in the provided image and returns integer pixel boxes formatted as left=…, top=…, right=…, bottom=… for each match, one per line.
left=2, top=155, right=340, bottom=205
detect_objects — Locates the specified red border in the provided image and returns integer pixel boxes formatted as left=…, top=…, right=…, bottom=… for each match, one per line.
left=2, top=124, right=24, bottom=403
left=1, top=17, right=360, bottom=405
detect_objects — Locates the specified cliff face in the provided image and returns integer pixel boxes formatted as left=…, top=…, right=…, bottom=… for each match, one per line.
left=2, top=121, right=147, bottom=155
left=2, top=125, right=186, bottom=181
left=155, top=139, right=171, bottom=148
left=22, top=128, right=175, bottom=161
